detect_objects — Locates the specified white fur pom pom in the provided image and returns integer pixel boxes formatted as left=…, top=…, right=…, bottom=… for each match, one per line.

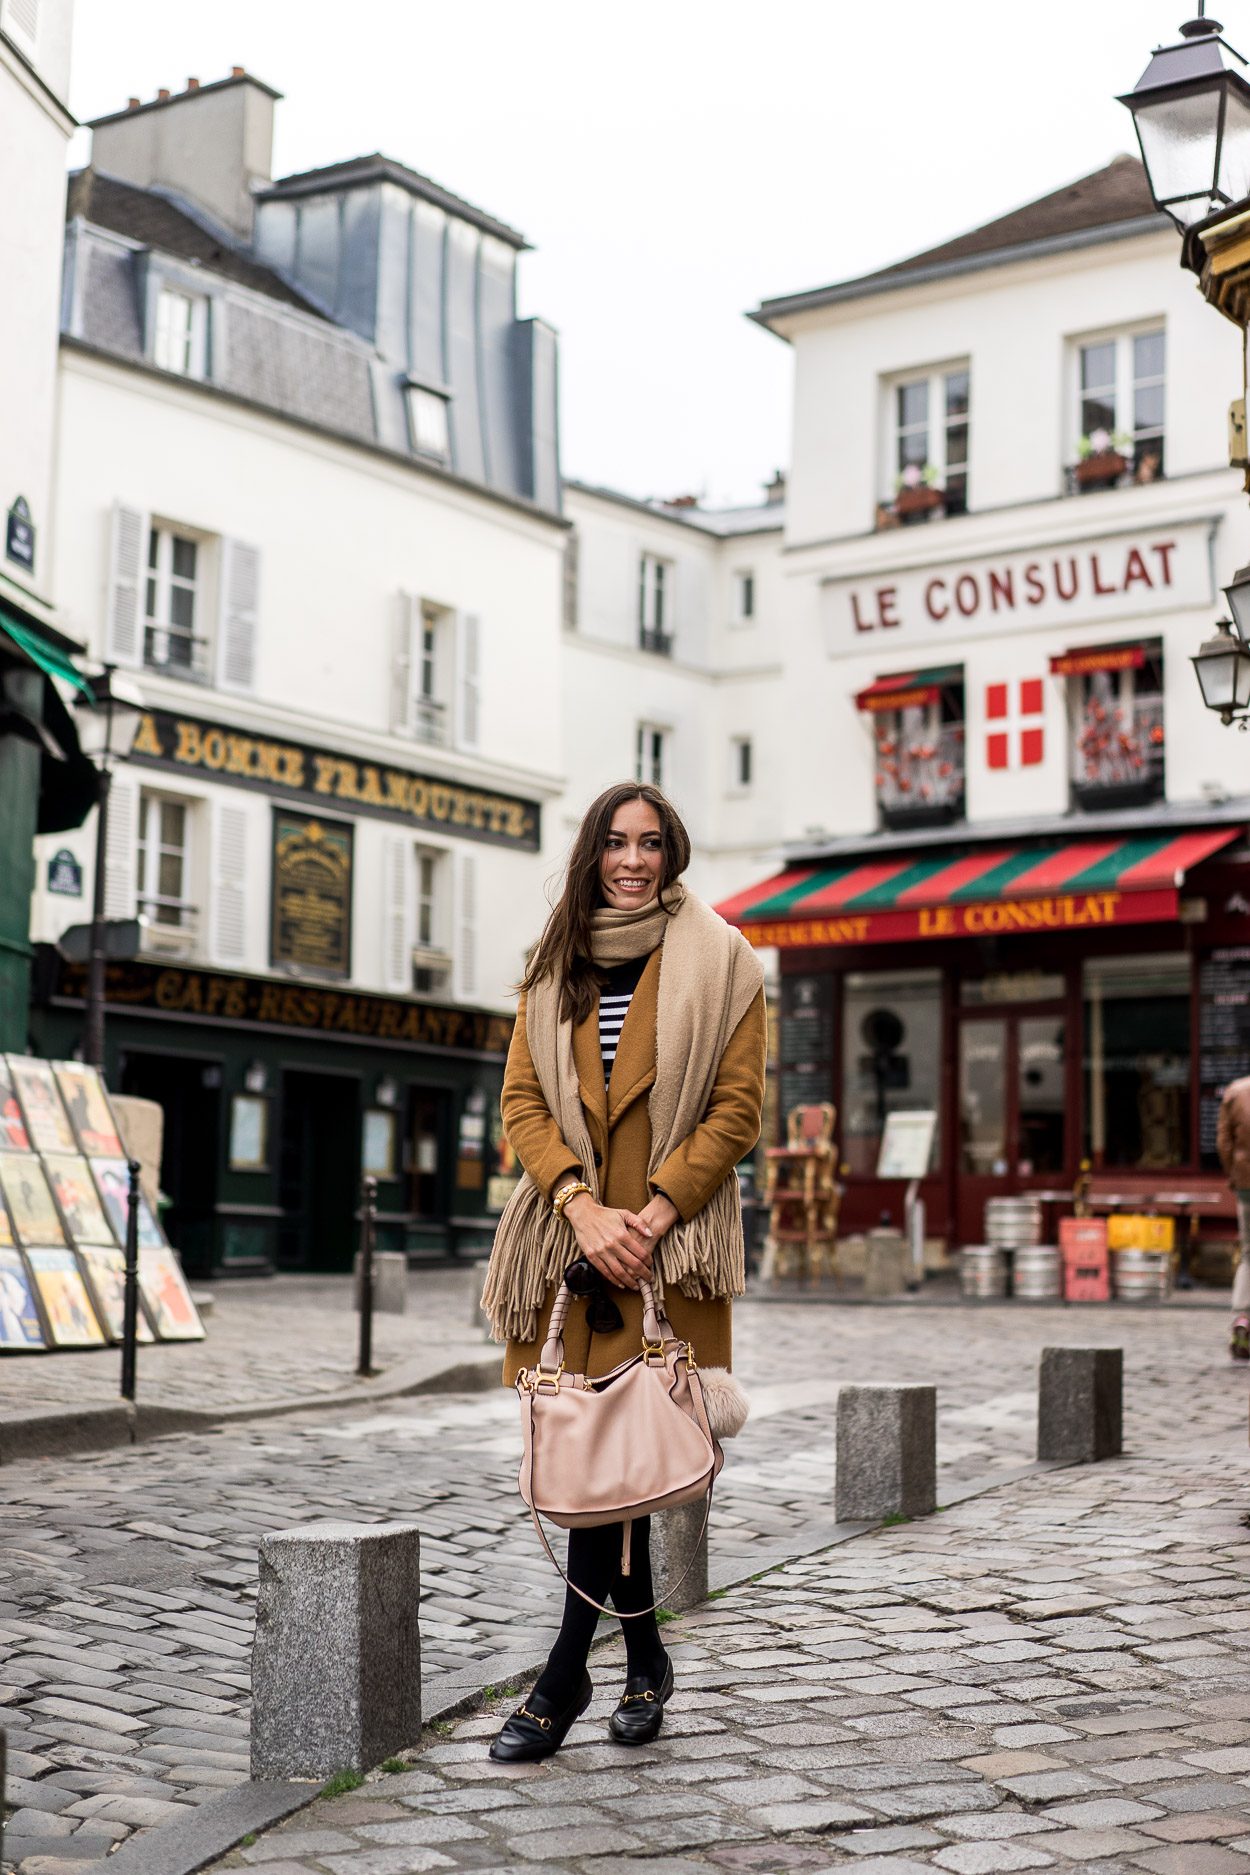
left=698, top=1366, right=750, bottom=1440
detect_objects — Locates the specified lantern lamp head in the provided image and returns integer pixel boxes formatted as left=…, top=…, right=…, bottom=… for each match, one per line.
left=1192, top=616, right=1250, bottom=723
left=1118, top=4, right=1250, bottom=231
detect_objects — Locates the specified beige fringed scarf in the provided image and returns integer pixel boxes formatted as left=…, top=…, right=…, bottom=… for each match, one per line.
left=482, top=884, right=764, bottom=1343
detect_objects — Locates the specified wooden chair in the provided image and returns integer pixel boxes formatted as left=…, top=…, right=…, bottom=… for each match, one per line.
left=760, top=1103, right=840, bottom=1288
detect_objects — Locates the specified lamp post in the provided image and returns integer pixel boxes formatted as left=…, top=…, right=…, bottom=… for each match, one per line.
left=73, top=668, right=143, bottom=1070
left=1118, top=5, right=1250, bottom=232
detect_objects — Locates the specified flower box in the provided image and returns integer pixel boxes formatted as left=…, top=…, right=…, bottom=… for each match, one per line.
left=1074, top=449, right=1127, bottom=489
left=894, top=484, right=945, bottom=518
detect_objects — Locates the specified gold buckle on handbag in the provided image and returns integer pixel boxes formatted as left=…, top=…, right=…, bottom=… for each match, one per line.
left=518, top=1363, right=564, bottom=1394
left=642, top=1338, right=666, bottom=1366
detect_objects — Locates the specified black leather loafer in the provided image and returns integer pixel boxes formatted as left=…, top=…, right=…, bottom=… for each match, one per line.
left=608, top=1655, right=674, bottom=1744
left=489, top=1669, right=592, bottom=1761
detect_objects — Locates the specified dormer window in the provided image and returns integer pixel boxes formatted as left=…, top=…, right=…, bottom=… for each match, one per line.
left=405, top=384, right=451, bottom=463
left=153, top=288, right=207, bottom=378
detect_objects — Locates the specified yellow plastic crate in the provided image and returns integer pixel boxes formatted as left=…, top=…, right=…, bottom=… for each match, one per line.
left=1106, top=1214, right=1174, bottom=1252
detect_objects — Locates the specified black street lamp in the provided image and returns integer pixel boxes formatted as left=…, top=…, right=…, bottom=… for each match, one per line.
left=73, top=667, right=143, bottom=1069
left=1118, top=5, right=1250, bottom=231
left=1192, top=617, right=1250, bottom=722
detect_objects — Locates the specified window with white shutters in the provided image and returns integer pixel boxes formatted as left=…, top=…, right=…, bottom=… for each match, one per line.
left=457, top=853, right=478, bottom=1000
left=103, top=776, right=138, bottom=919
left=456, top=613, right=480, bottom=751
left=2, top=0, right=39, bottom=53
left=211, top=803, right=248, bottom=963
left=106, top=502, right=148, bottom=667
left=390, top=594, right=414, bottom=735
left=217, top=538, right=260, bottom=692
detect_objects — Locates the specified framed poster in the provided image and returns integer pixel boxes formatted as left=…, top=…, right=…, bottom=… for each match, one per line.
left=52, top=1063, right=123, bottom=1158
left=8, top=1057, right=76, bottom=1153
left=78, top=1245, right=154, bottom=1343
left=139, top=1245, right=205, bottom=1340
left=270, top=812, right=353, bottom=977
left=875, top=1110, right=939, bottom=1181
left=89, top=1159, right=165, bottom=1248
left=0, top=1153, right=66, bottom=1245
left=0, top=1061, right=31, bottom=1151
left=228, top=1094, right=269, bottom=1171
left=0, top=1246, right=45, bottom=1348
left=43, top=1154, right=114, bottom=1246
left=26, top=1247, right=106, bottom=1346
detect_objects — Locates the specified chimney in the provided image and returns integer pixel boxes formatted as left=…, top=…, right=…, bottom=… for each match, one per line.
left=88, top=69, right=280, bottom=242
left=127, top=97, right=139, bottom=109
left=764, top=469, right=786, bottom=505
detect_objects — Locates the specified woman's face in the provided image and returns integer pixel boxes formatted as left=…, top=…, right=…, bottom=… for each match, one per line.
left=600, top=799, right=664, bottom=910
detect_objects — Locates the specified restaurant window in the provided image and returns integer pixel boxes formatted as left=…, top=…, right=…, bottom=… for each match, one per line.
left=883, top=363, right=969, bottom=525
left=639, top=553, right=673, bottom=654
left=842, top=968, right=942, bottom=1175
left=145, top=525, right=207, bottom=680
left=1059, top=640, right=1165, bottom=810
left=864, top=669, right=965, bottom=830
left=1069, top=326, right=1165, bottom=491
left=1083, top=953, right=1191, bottom=1169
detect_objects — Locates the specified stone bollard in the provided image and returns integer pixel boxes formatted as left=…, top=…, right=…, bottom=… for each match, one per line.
left=353, top=1249, right=407, bottom=1314
left=650, top=1500, right=708, bottom=1613
left=864, top=1228, right=908, bottom=1297
left=1037, top=1347, right=1122, bottom=1463
left=251, top=1521, right=421, bottom=1778
left=835, top=1383, right=936, bottom=1522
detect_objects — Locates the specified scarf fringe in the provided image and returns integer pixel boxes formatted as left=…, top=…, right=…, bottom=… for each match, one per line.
left=481, top=1170, right=745, bottom=1344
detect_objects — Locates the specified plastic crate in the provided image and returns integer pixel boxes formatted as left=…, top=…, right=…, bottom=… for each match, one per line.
left=1107, top=1214, right=1174, bottom=1252
left=1059, top=1216, right=1110, bottom=1299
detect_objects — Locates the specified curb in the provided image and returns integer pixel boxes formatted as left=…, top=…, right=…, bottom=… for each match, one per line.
left=0, top=1344, right=501, bottom=1466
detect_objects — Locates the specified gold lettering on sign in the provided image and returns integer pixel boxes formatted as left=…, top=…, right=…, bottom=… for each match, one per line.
left=131, top=714, right=165, bottom=758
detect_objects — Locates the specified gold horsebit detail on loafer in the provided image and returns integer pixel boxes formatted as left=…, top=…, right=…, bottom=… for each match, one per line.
left=620, top=1689, right=659, bottom=1704
left=515, top=1706, right=551, bottom=1729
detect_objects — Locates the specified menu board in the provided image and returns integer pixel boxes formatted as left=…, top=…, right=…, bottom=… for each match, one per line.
left=1199, top=949, right=1250, bottom=1167
left=780, top=974, right=834, bottom=1118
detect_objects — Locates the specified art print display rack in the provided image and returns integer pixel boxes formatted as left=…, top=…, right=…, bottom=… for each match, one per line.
left=0, top=1056, right=204, bottom=1353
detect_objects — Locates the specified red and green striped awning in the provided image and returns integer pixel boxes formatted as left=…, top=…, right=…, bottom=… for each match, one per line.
left=715, top=828, right=1241, bottom=951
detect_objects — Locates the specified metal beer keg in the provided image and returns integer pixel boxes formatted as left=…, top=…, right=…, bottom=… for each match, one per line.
left=961, top=1245, right=1008, bottom=1298
left=1012, top=1245, right=1062, bottom=1299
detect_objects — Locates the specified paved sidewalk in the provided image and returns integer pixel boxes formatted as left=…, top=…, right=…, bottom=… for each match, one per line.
left=0, top=1299, right=1247, bottom=1871
left=206, top=1437, right=1250, bottom=1875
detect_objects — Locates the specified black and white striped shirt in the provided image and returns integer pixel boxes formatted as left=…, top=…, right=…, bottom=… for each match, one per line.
left=598, top=951, right=654, bottom=1084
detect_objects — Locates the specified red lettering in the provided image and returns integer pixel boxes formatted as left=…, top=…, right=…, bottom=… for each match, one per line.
left=955, top=574, right=980, bottom=617
left=988, top=569, right=1015, bottom=612
left=1090, top=553, right=1117, bottom=596
left=850, top=592, right=874, bottom=633
left=1153, top=540, right=1177, bottom=585
left=1053, top=557, right=1078, bottom=601
left=877, top=586, right=899, bottom=628
left=925, top=578, right=949, bottom=621
left=1123, top=547, right=1153, bottom=590
left=1024, top=563, right=1045, bottom=606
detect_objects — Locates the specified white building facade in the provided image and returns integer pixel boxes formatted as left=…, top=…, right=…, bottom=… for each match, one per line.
left=29, top=72, right=568, bottom=1273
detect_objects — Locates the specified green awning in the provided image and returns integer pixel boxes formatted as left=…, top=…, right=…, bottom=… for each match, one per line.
left=0, top=609, right=93, bottom=696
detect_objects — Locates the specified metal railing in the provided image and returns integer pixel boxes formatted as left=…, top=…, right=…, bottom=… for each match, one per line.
left=638, top=627, right=674, bottom=657
left=143, top=625, right=212, bottom=683
left=875, top=721, right=965, bottom=815
left=137, top=903, right=199, bottom=959
left=413, top=696, right=447, bottom=744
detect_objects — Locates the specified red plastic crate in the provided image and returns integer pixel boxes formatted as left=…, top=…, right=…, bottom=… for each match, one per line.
left=1059, top=1218, right=1110, bottom=1300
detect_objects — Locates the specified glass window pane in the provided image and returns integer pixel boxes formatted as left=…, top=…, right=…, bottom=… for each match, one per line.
left=1081, top=393, right=1117, bottom=438
left=160, top=802, right=185, bottom=846
left=898, top=381, right=928, bottom=429
left=960, top=1019, right=1006, bottom=1176
left=1018, top=1016, right=1066, bottom=1174
left=1081, top=341, right=1116, bottom=394
left=147, top=529, right=159, bottom=569
left=169, top=585, right=195, bottom=631
left=1134, top=382, right=1165, bottom=432
left=962, top=971, right=1065, bottom=1005
left=1083, top=954, right=1191, bottom=1168
left=945, top=370, right=969, bottom=417
left=945, top=422, right=969, bottom=469
left=899, top=431, right=930, bottom=471
left=842, top=969, right=942, bottom=1175
left=171, top=537, right=197, bottom=581
left=145, top=576, right=157, bottom=619
left=1134, top=329, right=1165, bottom=382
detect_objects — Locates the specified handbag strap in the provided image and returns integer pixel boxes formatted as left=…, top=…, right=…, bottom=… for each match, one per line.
left=539, top=1276, right=674, bottom=1372
left=526, top=1487, right=713, bottom=1619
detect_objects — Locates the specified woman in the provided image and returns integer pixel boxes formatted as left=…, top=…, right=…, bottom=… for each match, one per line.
left=481, top=781, right=765, bottom=1761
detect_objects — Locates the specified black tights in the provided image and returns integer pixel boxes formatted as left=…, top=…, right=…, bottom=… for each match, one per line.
left=532, top=1516, right=668, bottom=1707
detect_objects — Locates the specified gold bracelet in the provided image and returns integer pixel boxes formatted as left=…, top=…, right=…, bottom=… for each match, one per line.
left=552, top=1179, right=592, bottom=1221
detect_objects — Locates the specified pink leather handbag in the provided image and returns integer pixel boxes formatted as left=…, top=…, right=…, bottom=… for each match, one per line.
left=515, top=1277, right=723, bottom=1613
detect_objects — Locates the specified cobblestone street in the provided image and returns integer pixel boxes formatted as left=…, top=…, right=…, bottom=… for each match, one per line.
left=1, top=1292, right=1248, bottom=1872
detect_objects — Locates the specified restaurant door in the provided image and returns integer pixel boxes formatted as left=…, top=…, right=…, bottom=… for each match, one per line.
left=957, top=999, right=1068, bottom=1245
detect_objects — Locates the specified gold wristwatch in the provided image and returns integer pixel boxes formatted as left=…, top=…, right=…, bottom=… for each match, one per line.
left=552, top=1178, right=592, bottom=1221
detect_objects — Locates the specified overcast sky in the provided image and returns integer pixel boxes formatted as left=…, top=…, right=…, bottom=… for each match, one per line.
left=68, top=0, right=1206, bottom=507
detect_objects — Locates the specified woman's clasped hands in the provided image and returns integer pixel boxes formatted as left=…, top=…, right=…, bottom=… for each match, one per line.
left=562, top=1188, right=679, bottom=1291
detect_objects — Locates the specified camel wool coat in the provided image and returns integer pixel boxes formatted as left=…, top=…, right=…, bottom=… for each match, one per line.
left=500, top=946, right=767, bottom=1384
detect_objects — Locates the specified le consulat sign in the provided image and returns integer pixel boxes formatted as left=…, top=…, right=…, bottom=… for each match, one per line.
left=823, top=518, right=1214, bottom=652
left=128, top=708, right=541, bottom=851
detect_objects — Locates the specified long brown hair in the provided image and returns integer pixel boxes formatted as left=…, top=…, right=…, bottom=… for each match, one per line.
left=522, top=782, right=692, bottom=1024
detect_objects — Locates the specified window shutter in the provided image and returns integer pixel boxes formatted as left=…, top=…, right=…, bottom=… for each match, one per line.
left=218, top=538, right=260, bottom=693
left=211, top=803, right=248, bottom=963
left=103, top=775, right=138, bottom=919
left=2, top=0, right=39, bottom=54
left=456, top=612, right=481, bottom=751
left=106, top=502, right=147, bottom=668
left=390, top=592, right=414, bottom=735
left=457, top=853, right=477, bottom=1000
left=382, top=835, right=413, bottom=992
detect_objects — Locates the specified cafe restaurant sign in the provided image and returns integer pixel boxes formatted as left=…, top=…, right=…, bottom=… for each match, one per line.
left=128, top=708, right=541, bottom=851
left=743, top=886, right=1180, bottom=950
left=823, top=519, right=1214, bottom=653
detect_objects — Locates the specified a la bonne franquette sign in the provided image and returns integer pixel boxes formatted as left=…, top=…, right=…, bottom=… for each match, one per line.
left=823, top=520, right=1214, bottom=649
